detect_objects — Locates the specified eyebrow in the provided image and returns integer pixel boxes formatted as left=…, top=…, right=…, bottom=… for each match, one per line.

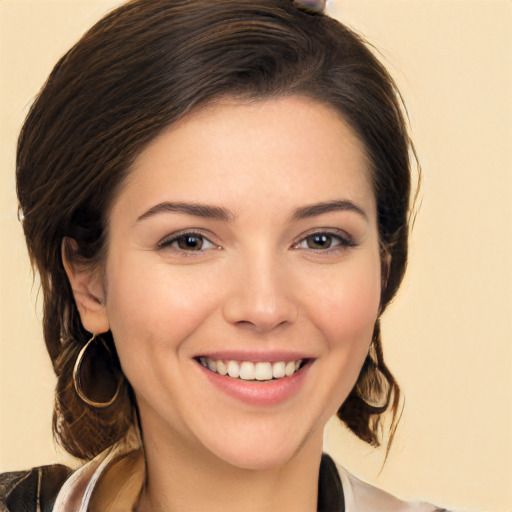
left=291, top=200, right=368, bottom=221
left=137, top=202, right=234, bottom=222
left=136, top=198, right=367, bottom=223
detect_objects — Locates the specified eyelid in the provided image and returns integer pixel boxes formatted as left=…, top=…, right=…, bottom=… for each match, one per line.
left=157, top=229, right=220, bottom=251
left=291, top=228, right=356, bottom=250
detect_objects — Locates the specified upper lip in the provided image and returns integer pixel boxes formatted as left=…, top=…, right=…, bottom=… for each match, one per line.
left=193, top=350, right=314, bottom=363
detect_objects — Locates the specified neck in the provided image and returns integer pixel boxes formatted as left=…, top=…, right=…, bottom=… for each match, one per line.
left=136, top=413, right=324, bottom=512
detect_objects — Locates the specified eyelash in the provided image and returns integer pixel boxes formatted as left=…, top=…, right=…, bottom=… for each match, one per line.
left=157, top=229, right=356, bottom=255
left=157, top=230, right=219, bottom=254
left=292, top=230, right=356, bottom=252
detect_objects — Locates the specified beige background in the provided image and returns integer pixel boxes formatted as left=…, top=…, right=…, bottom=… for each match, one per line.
left=1, top=1, right=511, bottom=511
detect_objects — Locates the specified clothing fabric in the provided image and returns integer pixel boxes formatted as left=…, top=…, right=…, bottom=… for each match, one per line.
left=1, top=429, right=452, bottom=512
left=0, top=465, right=70, bottom=512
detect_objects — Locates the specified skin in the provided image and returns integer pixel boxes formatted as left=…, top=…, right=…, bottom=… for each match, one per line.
left=65, top=96, right=382, bottom=512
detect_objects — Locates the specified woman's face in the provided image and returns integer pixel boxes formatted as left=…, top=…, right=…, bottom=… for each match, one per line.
left=94, top=96, right=381, bottom=469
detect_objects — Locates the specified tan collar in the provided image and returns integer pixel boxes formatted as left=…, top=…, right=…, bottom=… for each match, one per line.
left=53, top=427, right=144, bottom=512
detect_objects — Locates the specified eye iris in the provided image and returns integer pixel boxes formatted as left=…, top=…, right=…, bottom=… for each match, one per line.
left=177, top=235, right=203, bottom=250
left=307, top=234, right=331, bottom=249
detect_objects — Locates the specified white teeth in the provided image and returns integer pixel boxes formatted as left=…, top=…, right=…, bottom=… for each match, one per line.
left=216, top=360, right=228, bottom=376
left=272, top=361, right=286, bottom=379
left=227, top=360, right=240, bottom=378
left=255, top=362, right=273, bottom=381
left=201, top=358, right=303, bottom=381
left=285, top=361, right=296, bottom=377
left=239, top=362, right=255, bottom=380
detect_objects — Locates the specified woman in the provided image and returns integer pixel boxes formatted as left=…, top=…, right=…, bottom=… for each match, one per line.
left=1, top=0, right=458, bottom=510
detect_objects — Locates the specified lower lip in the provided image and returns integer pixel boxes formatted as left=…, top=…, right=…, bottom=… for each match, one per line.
left=197, top=361, right=311, bottom=407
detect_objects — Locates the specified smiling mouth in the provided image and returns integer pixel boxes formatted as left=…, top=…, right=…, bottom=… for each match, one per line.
left=197, top=357, right=306, bottom=382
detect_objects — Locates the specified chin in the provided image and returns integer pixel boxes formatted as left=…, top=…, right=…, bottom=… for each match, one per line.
left=213, top=444, right=302, bottom=472
left=199, top=420, right=322, bottom=472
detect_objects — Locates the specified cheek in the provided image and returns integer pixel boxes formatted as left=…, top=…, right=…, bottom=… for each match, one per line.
left=303, top=252, right=381, bottom=399
left=321, top=282, right=379, bottom=386
left=295, top=255, right=382, bottom=423
left=308, top=257, right=381, bottom=348
left=103, top=257, right=220, bottom=364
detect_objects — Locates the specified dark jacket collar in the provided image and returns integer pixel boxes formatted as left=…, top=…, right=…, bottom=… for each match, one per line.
left=0, top=465, right=71, bottom=512
left=318, top=453, right=345, bottom=512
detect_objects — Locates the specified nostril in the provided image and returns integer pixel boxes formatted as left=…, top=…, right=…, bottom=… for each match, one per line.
left=223, top=295, right=299, bottom=331
left=233, top=318, right=291, bottom=332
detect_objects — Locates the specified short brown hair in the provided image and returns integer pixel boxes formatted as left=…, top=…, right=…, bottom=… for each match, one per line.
left=17, top=0, right=413, bottom=460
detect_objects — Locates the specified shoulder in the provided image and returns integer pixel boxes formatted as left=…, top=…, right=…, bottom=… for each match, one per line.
left=0, top=465, right=71, bottom=512
left=332, top=460, right=452, bottom=512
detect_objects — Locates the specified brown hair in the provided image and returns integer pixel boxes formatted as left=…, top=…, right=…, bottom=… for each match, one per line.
left=17, top=0, right=413, bottom=460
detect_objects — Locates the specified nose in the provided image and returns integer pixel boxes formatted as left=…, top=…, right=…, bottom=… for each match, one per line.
left=222, top=251, right=299, bottom=332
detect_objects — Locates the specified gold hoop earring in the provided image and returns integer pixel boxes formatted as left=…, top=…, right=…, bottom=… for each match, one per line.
left=73, top=334, right=122, bottom=408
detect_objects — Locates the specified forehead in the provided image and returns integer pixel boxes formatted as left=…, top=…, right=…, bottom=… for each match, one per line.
left=112, top=96, right=375, bottom=221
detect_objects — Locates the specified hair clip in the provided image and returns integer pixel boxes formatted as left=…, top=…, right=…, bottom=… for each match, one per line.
left=293, top=0, right=327, bottom=14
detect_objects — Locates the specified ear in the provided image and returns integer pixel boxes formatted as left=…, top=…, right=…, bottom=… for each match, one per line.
left=62, top=237, right=110, bottom=334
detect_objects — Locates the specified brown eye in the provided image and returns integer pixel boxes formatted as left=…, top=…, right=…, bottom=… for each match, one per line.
left=176, top=234, right=204, bottom=251
left=158, top=231, right=218, bottom=253
left=293, top=231, right=356, bottom=252
left=306, top=234, right=334, bottom=250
